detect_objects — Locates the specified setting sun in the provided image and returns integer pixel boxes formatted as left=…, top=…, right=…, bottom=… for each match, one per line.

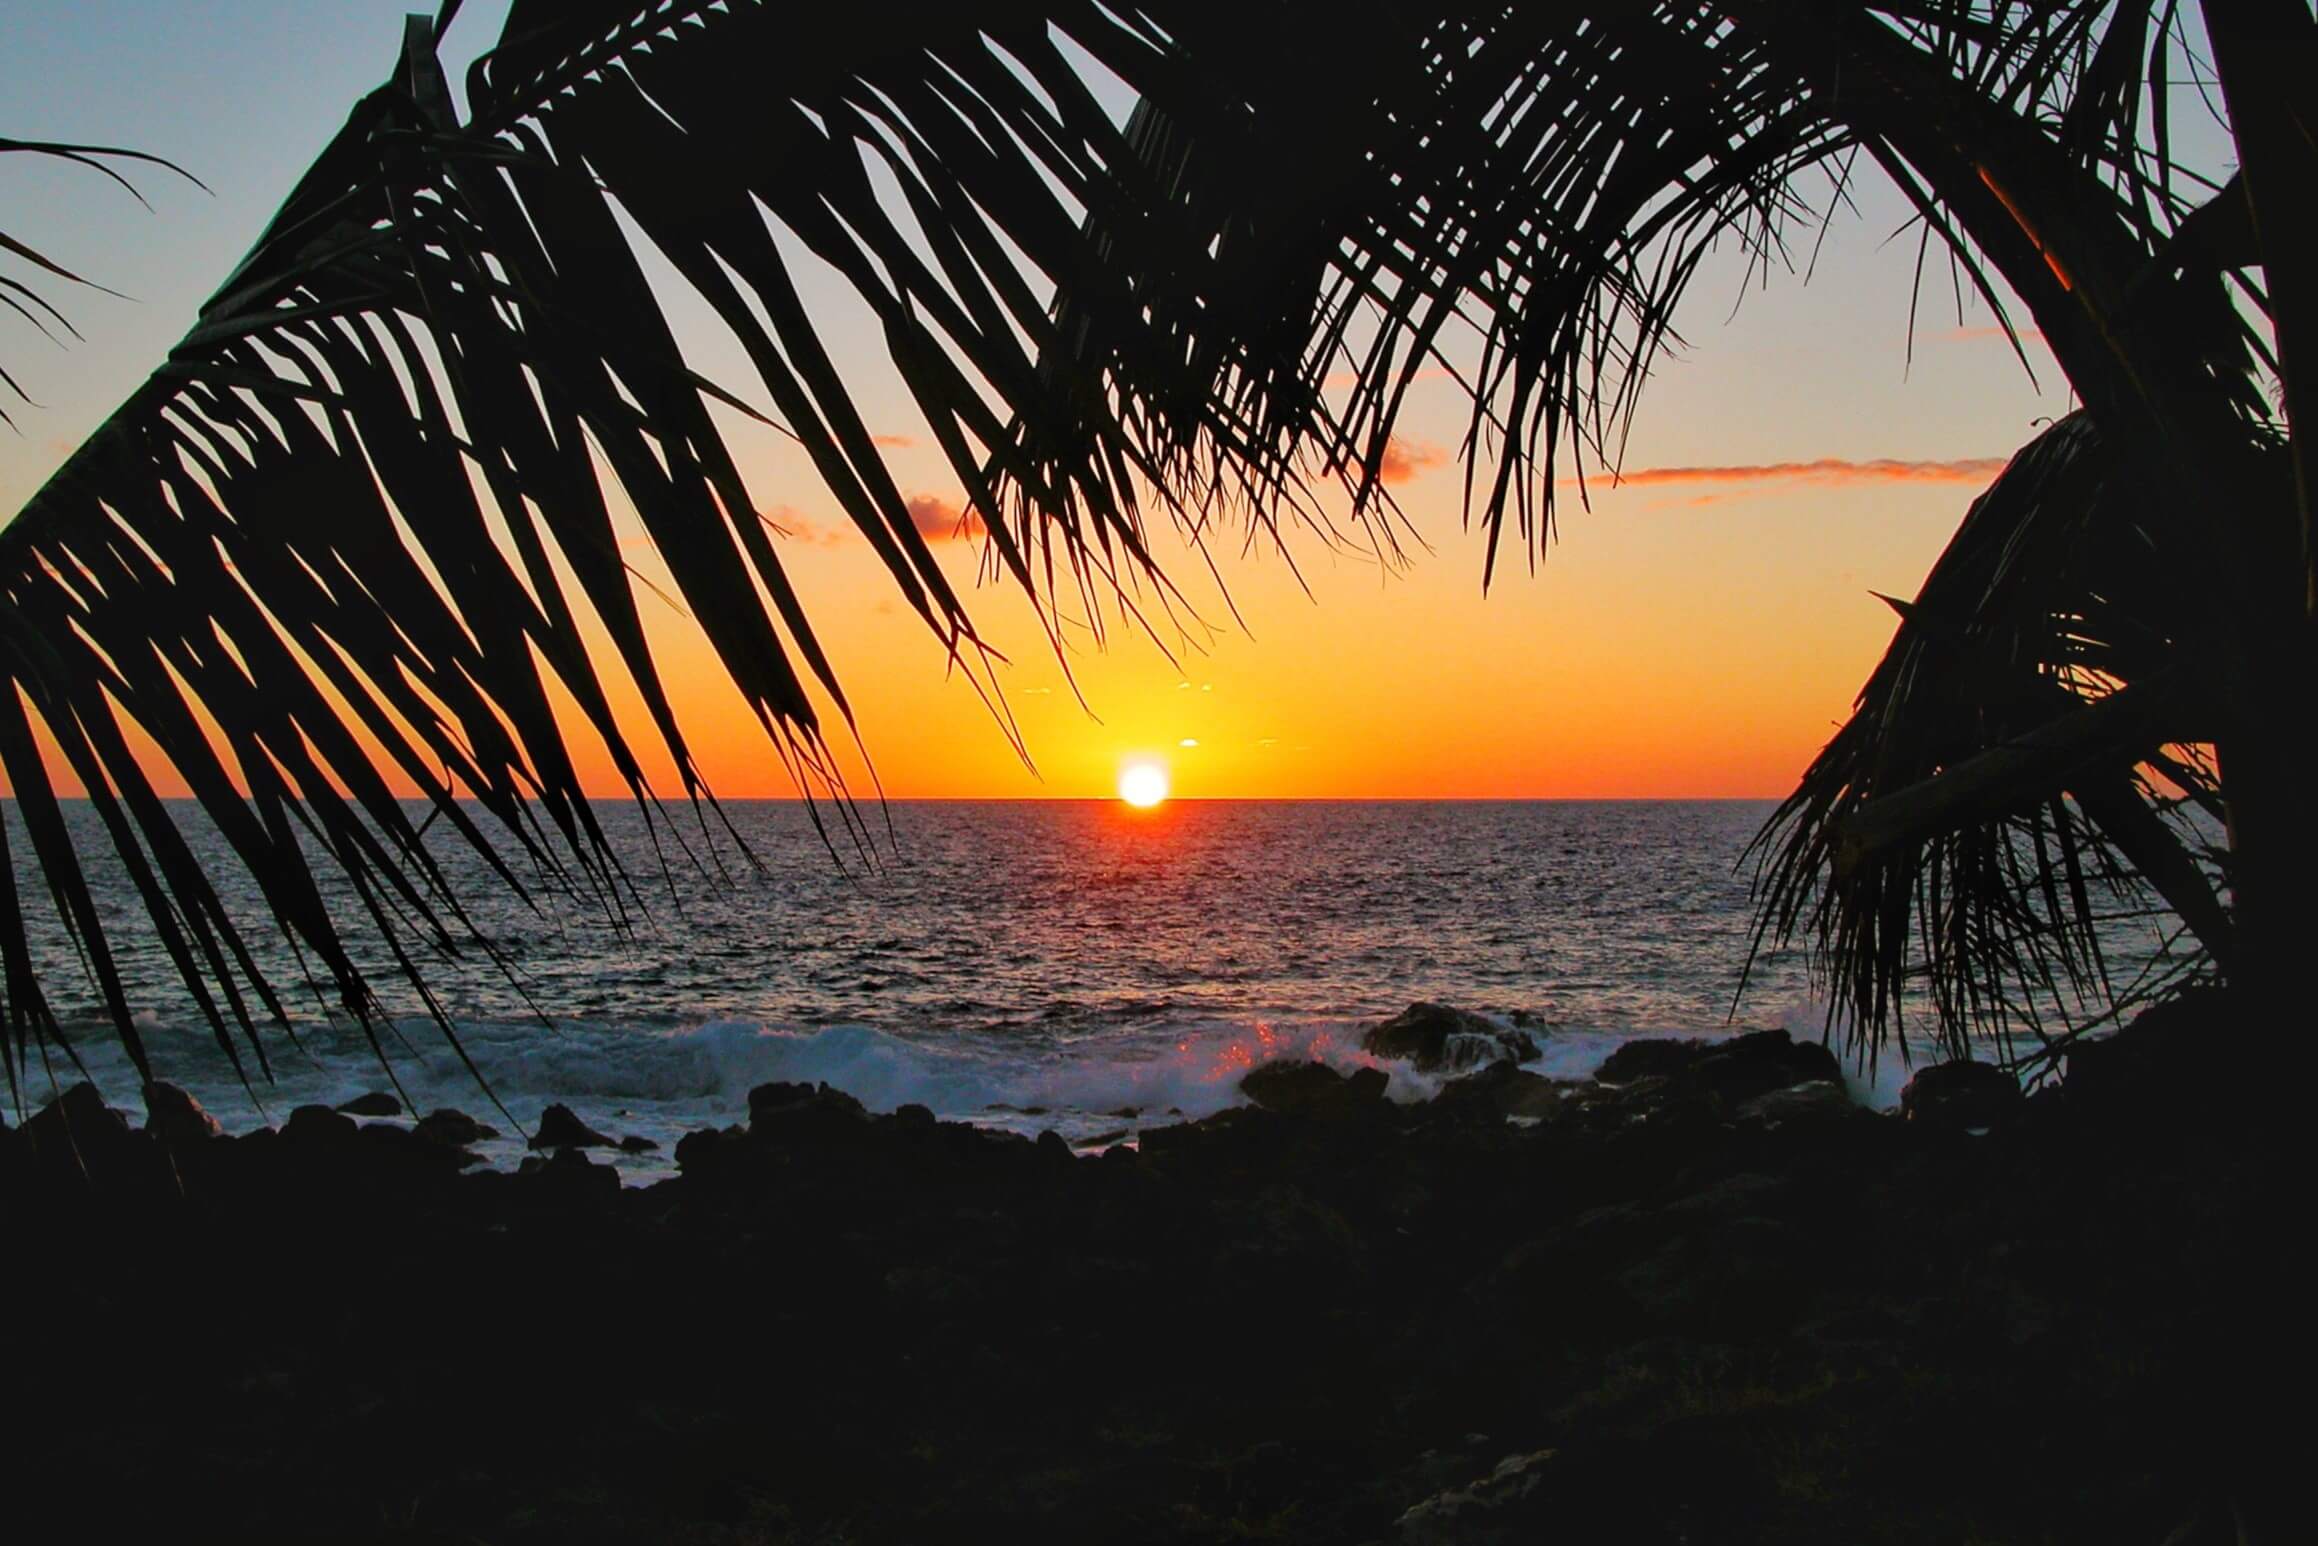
left=1118, top=762, right=1170, bottom=807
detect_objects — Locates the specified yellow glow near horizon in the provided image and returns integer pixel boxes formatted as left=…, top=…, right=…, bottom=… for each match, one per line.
left=1118, top=762, right=1170, bottom=807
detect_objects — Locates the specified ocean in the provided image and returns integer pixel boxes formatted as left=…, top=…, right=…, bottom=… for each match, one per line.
left=8, top=798, right=2040, bottom=1172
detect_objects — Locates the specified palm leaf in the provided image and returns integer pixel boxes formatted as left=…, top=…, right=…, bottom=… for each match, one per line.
left=1, top=136, right=204, bottom=423
left=1744, top=412, right=2236, bottom=1064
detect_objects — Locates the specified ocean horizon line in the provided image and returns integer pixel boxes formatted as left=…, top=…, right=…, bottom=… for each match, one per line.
left=9, top=792, right=1791, bottom=806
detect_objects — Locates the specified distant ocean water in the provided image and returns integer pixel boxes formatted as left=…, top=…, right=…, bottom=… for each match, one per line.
left=8, top=799, right=2117, bottom=1173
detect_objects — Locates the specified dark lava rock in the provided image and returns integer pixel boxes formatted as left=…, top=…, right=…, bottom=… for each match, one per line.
left=2063, top=989, right=2229, bottom=1114
left=1594, top=1038, right=1701, bottom=1084
left=1239, top=1058, right=1390, bottom=1116
left=2, top=1005, right=2274, bottom=1546
left=335, top=1091, right=401, bottom=1118
left=1363, top=1002, right=1538, bottom=1072
left=1900, top=1061, right=2021, bottom=1128
left=1659, top=1170, right=1790, bottom=1222
left=1398, top=1448, right=1560, bottom=1545
left=747, top=1080, right=820, bottom=1117
left=673, top=1123, right=747, bottom=1177
left=412, top=1108, right=498, bottom=1147
left=24, top=1082, right=137, bottom=1176
left=1733, top=1079, right=1856, bottom=1128
left=531, top=1103, right=617, bottom=1150
left=892, top=1103, right=938, bottom=1130
left=1595, top=1030, right=1841, bottom=1112
left=358, top=1119, right=483, bottom=1172
left=616, top=1133, right=660, bottom=1154
left=1694, top=1031, right=1841, bottom=1099
left=281, top=1104, right=358, bottom=1146
left=143, top=1081, right=224, bottom=1142
left=515, top=1144, right=620, bottom=1202
left=1430, top=1060, right=1563, bottom=1122
left=747, top=1081, right=869, bottom=1144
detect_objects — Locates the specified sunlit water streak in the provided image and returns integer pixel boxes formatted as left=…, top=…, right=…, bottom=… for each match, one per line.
left=7, top=800, right=2173, bottom=1175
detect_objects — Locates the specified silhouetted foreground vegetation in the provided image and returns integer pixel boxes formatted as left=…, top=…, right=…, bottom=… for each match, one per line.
left=8, top=1001, right=2277, bottom=1544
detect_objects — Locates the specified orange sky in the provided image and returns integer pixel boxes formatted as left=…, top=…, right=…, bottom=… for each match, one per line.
left=532, top=389, right=2024, bottom=801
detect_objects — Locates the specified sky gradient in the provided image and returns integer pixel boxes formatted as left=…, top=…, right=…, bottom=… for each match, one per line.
left=2, top=2, right=2083, bottom=800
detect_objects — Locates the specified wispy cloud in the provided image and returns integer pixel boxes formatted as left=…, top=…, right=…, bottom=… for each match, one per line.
left=1323, top=365, right=1457, bottom=391
left=766, top=506, right=849, bottom=548
left=1593, top=454, right=2009, bottom=506
left=871, top=433, right=915, bottom=448
left=905, top=493, right=986, bottom=543
left=1379, top=436, right=1447, bottom=485
left=1946, top=325, right=2047, bottom=345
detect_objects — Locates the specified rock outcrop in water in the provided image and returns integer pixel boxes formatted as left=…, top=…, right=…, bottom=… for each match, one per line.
left=1361, top=1001, right=1539, bottom=1071
left=3, top=1001, right=2277, bottom=1544
left=529, top=1103, right=618, bottom=1150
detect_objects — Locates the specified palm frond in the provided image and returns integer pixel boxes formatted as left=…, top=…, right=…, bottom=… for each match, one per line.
left=1743, top=412, right=2235, bottom=1064
left=0, top=136, right=204, bottom=423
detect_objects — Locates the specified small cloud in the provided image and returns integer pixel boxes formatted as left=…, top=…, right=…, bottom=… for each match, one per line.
left=1585, top=454, right=2011, bottom=507
left=1322, top=365, right=1455, bottom=391
left=1021, top=686, right=1053, bottom=696
left=1378, top=436, right=1448, bottom=485
left=1946, top=325, right=2047, bottom=346
left=871, top=433, right=915, bottom=448
left=905, top=493, right=986, bottom=543
left=1177, top=681, right=1192, bottom=690
left=1178, top=738, right=1199, bottom=748
left=1200, top=683, right=1212, bottom=692
left=1257, top=738, right=1279, bottom=747
left=765, top=505, right=848, bottom=548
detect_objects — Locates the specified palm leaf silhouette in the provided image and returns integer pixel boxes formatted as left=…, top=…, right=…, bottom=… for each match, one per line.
left=1, top=136, right=203, bottom=424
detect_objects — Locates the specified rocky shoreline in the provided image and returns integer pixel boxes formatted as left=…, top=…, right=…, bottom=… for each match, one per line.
left=3, top=996, right=2279, bottom=1543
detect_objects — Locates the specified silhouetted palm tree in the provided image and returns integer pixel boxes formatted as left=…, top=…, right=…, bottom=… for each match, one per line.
left=3, top=1, right=2309, bottom=1097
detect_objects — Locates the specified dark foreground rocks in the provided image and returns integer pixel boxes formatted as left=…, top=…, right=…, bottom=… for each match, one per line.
left=3, top=1006, right=2283, bottom=1545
